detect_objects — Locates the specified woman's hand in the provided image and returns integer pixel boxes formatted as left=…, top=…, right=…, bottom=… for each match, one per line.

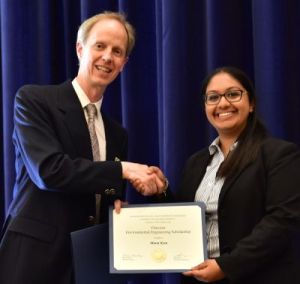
left=183, top=259, right=225, bottom=282
left=114, top=199, right=128, bottom=214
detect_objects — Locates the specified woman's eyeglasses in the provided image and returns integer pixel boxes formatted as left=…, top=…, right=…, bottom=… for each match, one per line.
left=204, top=89, right=245, bottom=105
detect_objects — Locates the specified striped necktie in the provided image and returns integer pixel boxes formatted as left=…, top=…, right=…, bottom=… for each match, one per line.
left=86, top=103, right=100, bottom=161
left=85, top=103, right=101, bottom=223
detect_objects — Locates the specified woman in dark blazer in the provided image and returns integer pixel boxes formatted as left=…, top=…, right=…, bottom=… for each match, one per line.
left=176, top=67, right=300, bottom=284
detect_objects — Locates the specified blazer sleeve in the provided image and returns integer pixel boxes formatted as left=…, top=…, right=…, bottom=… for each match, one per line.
left=13, top=85, right=125, bottom=194
left=216, top=140, right=300, bottom=281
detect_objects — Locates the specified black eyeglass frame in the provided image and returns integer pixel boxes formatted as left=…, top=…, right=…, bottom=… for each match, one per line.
left=204, top=89, right=246, bottom=105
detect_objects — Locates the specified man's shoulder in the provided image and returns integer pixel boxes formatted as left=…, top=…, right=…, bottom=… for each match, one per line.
left=18, top=80, right=72, bottom=96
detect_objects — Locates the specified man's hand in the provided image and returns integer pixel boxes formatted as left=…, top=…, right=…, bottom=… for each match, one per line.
left=121, top=162, right=159, bottom=195
left=131, top=165, right=168, bottom=194
left=121, top=162, right=168, bottom=196
left=183, top=259, right=225, bottom=283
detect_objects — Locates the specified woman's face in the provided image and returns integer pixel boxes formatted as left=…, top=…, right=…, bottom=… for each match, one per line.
left=204, top=72, right=254, bottom=139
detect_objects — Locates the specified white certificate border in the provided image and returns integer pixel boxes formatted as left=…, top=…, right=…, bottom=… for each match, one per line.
left=109, top=202, right=207, bottom=274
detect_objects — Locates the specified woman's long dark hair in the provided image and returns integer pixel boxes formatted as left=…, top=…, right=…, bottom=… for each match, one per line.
left=201, top=66, right=267, bottom=178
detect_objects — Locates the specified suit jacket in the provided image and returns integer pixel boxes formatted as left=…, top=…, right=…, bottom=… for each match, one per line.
left=0, top=81, right=128, bottom=284
left=177, top=137, right=300, bottom=284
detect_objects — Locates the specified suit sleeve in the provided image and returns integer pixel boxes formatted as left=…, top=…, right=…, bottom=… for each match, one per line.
left=216, top=141, right=300, bottom=281
left=13, top=85, right=125, bottom=194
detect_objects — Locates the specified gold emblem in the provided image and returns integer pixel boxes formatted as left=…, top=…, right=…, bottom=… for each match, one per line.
left=151, top=248, right=167, bottom=262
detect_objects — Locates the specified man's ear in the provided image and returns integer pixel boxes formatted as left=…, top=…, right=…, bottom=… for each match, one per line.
left=120, top=57, right=129, bottom=72
left=76, top=42, right=83, bottom=60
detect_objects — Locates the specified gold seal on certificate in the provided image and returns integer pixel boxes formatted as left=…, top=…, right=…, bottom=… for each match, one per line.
left=109, top=202, right=207, bottom=273
left=151, top=248, right=167, bottom=263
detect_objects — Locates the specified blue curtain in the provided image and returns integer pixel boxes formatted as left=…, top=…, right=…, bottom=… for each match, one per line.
left=1, top=0, right=300, bottom=283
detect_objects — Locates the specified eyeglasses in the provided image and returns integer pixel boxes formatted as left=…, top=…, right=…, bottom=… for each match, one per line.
left=204, top=89, right=245, bottom=105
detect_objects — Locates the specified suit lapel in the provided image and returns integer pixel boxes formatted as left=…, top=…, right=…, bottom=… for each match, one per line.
left=56, top=81, right=93, bottom=160
left=102, top=113, right=123, bottom=161
left=218, top=163, right=249, bottom=206
left=182, top=151, right=212, bottom=201
left=192, top=161, right=210, bottom=199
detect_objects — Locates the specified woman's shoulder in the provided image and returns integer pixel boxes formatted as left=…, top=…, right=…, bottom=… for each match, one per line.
left=260, top=136, right=300, bottom=166
left=262, top=136, right=299, bottom=153
left=185, top=147, right=210, bottom=166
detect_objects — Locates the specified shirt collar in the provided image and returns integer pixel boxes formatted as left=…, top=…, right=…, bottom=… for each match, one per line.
left=209, top=137, right=238, bottom=155
left=72, top=78, right=103, bottom=111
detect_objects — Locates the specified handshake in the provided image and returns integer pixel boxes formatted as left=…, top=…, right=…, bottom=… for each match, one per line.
left=121, top=162, right=168, bottom=196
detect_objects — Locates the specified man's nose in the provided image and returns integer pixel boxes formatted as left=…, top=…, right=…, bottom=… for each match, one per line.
left=102, top=50, right=112, bottom=63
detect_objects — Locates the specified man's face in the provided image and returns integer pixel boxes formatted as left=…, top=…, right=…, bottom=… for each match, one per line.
left=76, top=18, right=128, bottom=90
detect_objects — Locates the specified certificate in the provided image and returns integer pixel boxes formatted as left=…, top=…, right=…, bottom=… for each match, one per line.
left=109, top=202, right=207, bottom=273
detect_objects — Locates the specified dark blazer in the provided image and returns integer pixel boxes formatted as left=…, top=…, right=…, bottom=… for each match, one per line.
left=177, top=137, right=300, bottom=284
left=0, top=81, right=128, bottom=284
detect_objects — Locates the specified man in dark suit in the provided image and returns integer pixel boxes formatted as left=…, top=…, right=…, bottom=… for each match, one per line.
left=0, top=12, right=166, bottom=284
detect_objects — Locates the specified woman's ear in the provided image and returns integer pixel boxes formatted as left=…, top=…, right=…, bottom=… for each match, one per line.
left=249, top=101, right=255, bottom=113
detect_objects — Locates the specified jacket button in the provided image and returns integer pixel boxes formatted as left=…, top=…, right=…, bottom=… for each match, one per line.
left=88, top=215, right=95, bottom=224
left=104, top=188, right=116, bottom=195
